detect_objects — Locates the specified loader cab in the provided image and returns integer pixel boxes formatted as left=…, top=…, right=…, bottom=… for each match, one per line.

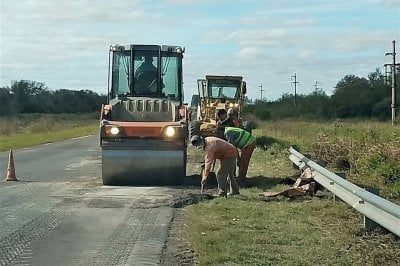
left=196, top=75, right=246, bottom=122
left=208, top=78, right=241, bottom=100
left=108, top=44, right=184, bottom=103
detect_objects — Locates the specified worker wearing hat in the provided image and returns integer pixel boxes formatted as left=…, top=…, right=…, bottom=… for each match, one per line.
left=191, top=135, right=240, bottom=197
left=216, top=109, right=236, bottom=128
left=134, top=55, right=158, bottom=93
left=135, top=55, right=157, bottom=76
left=227, top=108, right=240, bottom=127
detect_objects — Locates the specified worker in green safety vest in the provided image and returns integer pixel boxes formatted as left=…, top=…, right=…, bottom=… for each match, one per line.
left=223, top=126, right=256, bottom=182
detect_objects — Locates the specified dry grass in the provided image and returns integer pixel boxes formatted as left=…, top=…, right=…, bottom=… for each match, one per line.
left=254, top=120, right=400, bottom=197
left=0, top=113, right=99, bottom=151
left=184, top=120, right=400, bottom=265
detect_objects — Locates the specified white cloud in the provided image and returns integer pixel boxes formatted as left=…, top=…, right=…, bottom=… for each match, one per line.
left=237, top=47, right=263, bottom=59
left=1, top=0, right=398, bottom=100
left=164, top=0, right=216, bottom=5
left=228, top=29, right=289, bottom=47
left=2, top=0, right=148, bottom=24
left=381, top=0, right=400, bottom=7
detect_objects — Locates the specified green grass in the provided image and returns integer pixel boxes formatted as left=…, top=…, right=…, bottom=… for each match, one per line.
left=1, top=116, right=399, bottom=264
left=186, top=191, right=400, bottom=265
left=253, top=120, right=400, bottom=197
left=186, top=195, right=400, bottom=265
left=0, top=113, right=99, bottom=151
left=185, top=120, right=400, bottom=265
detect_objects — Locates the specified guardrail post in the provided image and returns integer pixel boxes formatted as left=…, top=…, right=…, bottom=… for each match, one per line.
left=333, top=173, right=346, bottom=202
left=363, top=187, right=380, bottom=231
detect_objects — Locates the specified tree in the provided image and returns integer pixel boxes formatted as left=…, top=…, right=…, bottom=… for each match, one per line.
left=0, top=80, right=106, bottom=116
left=331, top=75, right=375, bottom=118
left=368, top=69, right=391, bottom=119
left=10, top=80, right=48, bottom=113
left=0, top=86, right=17, bottom=116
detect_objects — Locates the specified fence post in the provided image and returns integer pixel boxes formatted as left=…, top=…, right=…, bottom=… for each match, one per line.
left=363, top=187, right=380, bottom=231
left=333, top=173, right=346, bottom=202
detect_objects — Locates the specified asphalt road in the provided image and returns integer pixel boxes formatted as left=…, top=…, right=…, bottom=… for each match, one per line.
left=0, top=135, right=199, bottom=265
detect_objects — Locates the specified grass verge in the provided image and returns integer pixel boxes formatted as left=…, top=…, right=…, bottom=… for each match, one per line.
left=185, top=194, right=399, bottom=265
left=0, top=113, right=99, bottom=151
left=185, top=120, right=400, bottom=265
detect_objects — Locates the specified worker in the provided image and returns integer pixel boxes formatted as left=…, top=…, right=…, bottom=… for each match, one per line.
left=216, top=109, right=236, bottom=128
left=223, top=126, right=256, bottom=183
left=190, top=135, right=240, bottom=197
left=227, top=108, right=240, bottom=127
left=135, top=55, right=157, bottom=76
left=134, top=56, right=158, bottom=93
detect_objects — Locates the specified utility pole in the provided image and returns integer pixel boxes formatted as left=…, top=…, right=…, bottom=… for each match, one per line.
left=385, top=40, right=398, bottom=126
left=313, top=80, right=321, bottom=91
left=259, top=84, right=264, bottom=102
left=291, top=73, right=299, bottom=109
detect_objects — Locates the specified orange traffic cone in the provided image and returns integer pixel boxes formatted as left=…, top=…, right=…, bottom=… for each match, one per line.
left=5, top=149, right=18, bottom=181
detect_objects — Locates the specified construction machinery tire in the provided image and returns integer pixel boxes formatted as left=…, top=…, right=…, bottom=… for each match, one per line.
left=189, top=120, right=201, bottom=138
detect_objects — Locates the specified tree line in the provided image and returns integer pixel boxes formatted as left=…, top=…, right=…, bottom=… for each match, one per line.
left=244, top=69, right=400, bottom=121
left=0, top=80, right=107, bottom=117
left=1, top=68, right=398, bottom=121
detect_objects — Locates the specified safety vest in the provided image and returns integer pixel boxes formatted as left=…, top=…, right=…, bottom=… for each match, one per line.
left=224, top=127, right=255, bottom=149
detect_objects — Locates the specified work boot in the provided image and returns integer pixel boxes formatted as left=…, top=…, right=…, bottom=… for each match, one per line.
left=218, top=192, right=227, bottom=198
left=227, top=191, right=240, bottom=196
left=211, top=191, right=227, bottom=198
left=236, top=177, right=246, bottom=186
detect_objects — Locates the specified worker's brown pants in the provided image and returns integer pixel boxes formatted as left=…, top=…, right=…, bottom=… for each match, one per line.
left=217, top=157, right=239, bottom=196
left=238, top=141, right=256, bottom=182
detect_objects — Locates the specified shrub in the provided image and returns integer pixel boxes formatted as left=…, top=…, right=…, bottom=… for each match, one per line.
left=253, top=109, right=271, bottom=120
left=311, top=130, right=351, bottom=171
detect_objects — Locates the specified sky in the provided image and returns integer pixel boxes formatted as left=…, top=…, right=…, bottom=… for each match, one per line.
left=1, top=0, right=399, bottom=102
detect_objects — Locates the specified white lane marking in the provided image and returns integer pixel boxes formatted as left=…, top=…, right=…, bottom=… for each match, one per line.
left=64, top=159, right=94, bottom=171
left=72, top=135, right=93, bottom=140
left=8, top=135, right=94, bottom=152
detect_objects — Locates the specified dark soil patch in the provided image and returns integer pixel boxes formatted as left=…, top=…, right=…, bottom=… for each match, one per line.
left=161, top=208, right=197, bottom=265
left=162, top=190, right=214, bottom=265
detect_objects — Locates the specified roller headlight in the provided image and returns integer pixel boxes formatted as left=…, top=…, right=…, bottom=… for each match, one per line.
left=165, top=126, right=176, bottom=137
left=110, top=126, right=120, bottom=135
left=103, top=125, right=124, bottom=138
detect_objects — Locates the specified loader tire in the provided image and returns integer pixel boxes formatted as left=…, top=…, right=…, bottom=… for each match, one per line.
left=189, top=120, right=201, bottom=138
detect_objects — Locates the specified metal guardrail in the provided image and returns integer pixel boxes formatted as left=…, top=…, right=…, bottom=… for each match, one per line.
left=289, top=146, right=400, bottom=237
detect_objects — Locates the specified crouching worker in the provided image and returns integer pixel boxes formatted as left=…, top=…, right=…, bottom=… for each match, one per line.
left=223, top=127, right=256, bottom=183
left=190, top=135, right=240, bottom=197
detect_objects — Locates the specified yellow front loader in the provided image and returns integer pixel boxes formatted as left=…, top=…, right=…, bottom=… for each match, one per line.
left=189, top=75, right=247, bottom=137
